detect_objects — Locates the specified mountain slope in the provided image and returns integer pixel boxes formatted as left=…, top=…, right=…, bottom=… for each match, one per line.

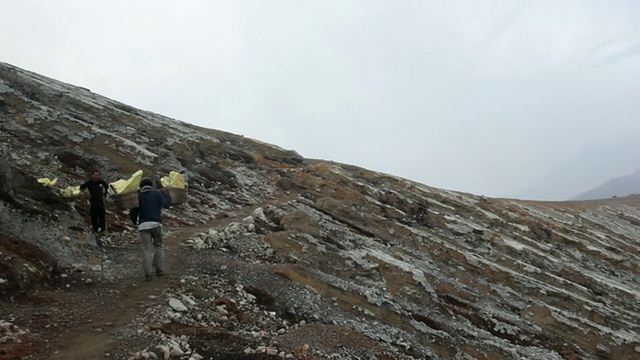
left=572, top=169, right=640, bottom=200
left=1, top=62, right=639, bottom=359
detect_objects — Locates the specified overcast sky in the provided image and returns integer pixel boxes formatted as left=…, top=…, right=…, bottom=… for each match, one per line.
left=2, top=1, right=640, bottom=199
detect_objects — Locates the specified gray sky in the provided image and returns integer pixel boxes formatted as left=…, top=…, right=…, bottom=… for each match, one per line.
left=3, top=0, right=640, bottom=199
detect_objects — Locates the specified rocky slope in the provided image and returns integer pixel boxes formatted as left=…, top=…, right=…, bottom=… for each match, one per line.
left=0, top=62, right=639, bottom=359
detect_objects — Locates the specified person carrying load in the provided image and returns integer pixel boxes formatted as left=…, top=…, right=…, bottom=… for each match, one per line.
left=129, top=177, right=171, bottom=281
left=80, top=170, right=109, bottom=233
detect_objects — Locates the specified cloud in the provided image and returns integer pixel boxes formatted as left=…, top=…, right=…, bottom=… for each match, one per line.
left=591, top=41, right=640, bottom=68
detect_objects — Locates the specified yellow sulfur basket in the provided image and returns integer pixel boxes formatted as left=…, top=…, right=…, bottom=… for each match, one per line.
left=111, top=192, right=139, bottom=210
left=166, top=187, right=187, bottom=205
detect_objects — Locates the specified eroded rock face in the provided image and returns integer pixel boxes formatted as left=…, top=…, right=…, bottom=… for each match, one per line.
left=0, top=233, right=58, bottom=297
left=1, top=62, right=640, bottom=359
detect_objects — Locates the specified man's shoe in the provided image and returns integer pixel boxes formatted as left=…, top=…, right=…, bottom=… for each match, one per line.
left=156, top=270, right=165, bottom=277
left=144, top=275, right=152, bottom=281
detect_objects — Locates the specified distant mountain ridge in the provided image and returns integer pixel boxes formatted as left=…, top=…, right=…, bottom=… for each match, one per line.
left=572, top=168, right=640, bottom=200
left=510, top=142, right=640, bottom=200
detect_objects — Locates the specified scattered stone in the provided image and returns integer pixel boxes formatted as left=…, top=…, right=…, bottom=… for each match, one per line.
left=181, top=294, right=196, bottom=306
left=169, top=298, right=188, bottom=312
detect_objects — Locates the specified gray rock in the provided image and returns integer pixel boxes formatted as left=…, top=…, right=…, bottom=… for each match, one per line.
left=169, top=298, right=188, bottom=312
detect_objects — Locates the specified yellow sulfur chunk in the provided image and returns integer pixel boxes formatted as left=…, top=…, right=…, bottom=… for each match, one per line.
left=169, top=171, right=185, bottom=189
left=108, top=170, right=144, bottom=195
left=160, top=176, right=171, bottom=187
left=160, top=171, right=185, bottom=189
left=60, top=185, right=81, bottom=197
left=38, top=178, right=58, bottom=187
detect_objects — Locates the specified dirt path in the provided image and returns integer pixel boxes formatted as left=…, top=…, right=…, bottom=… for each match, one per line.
left=45, top=226, right=203, bottom=360
left=0, top=195, right=299, bottom=360
left=41, top=201, right=278, bottom=360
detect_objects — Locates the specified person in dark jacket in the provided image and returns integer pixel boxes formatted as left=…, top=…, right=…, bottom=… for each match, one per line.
left=129, top=177, right=171, bottom=281
left=80, top=170, right=109, bottom=233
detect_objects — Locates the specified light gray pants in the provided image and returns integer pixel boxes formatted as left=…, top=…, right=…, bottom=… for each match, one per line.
left=140, top=226, right=164, bottom=276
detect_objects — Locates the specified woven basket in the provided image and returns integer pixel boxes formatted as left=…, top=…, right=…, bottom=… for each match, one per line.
left=167, top=187, right=187, bottom=205
left=112, top=192, right=139, bottom=210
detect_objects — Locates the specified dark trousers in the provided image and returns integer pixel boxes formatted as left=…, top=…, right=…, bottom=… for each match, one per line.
left=90, top=200, right=106, bottom=232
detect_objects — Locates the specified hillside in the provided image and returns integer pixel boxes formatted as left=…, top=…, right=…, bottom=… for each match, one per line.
left=0, top=62, right=639, bottom=360
left=572, top=169, right=640, bottom=200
